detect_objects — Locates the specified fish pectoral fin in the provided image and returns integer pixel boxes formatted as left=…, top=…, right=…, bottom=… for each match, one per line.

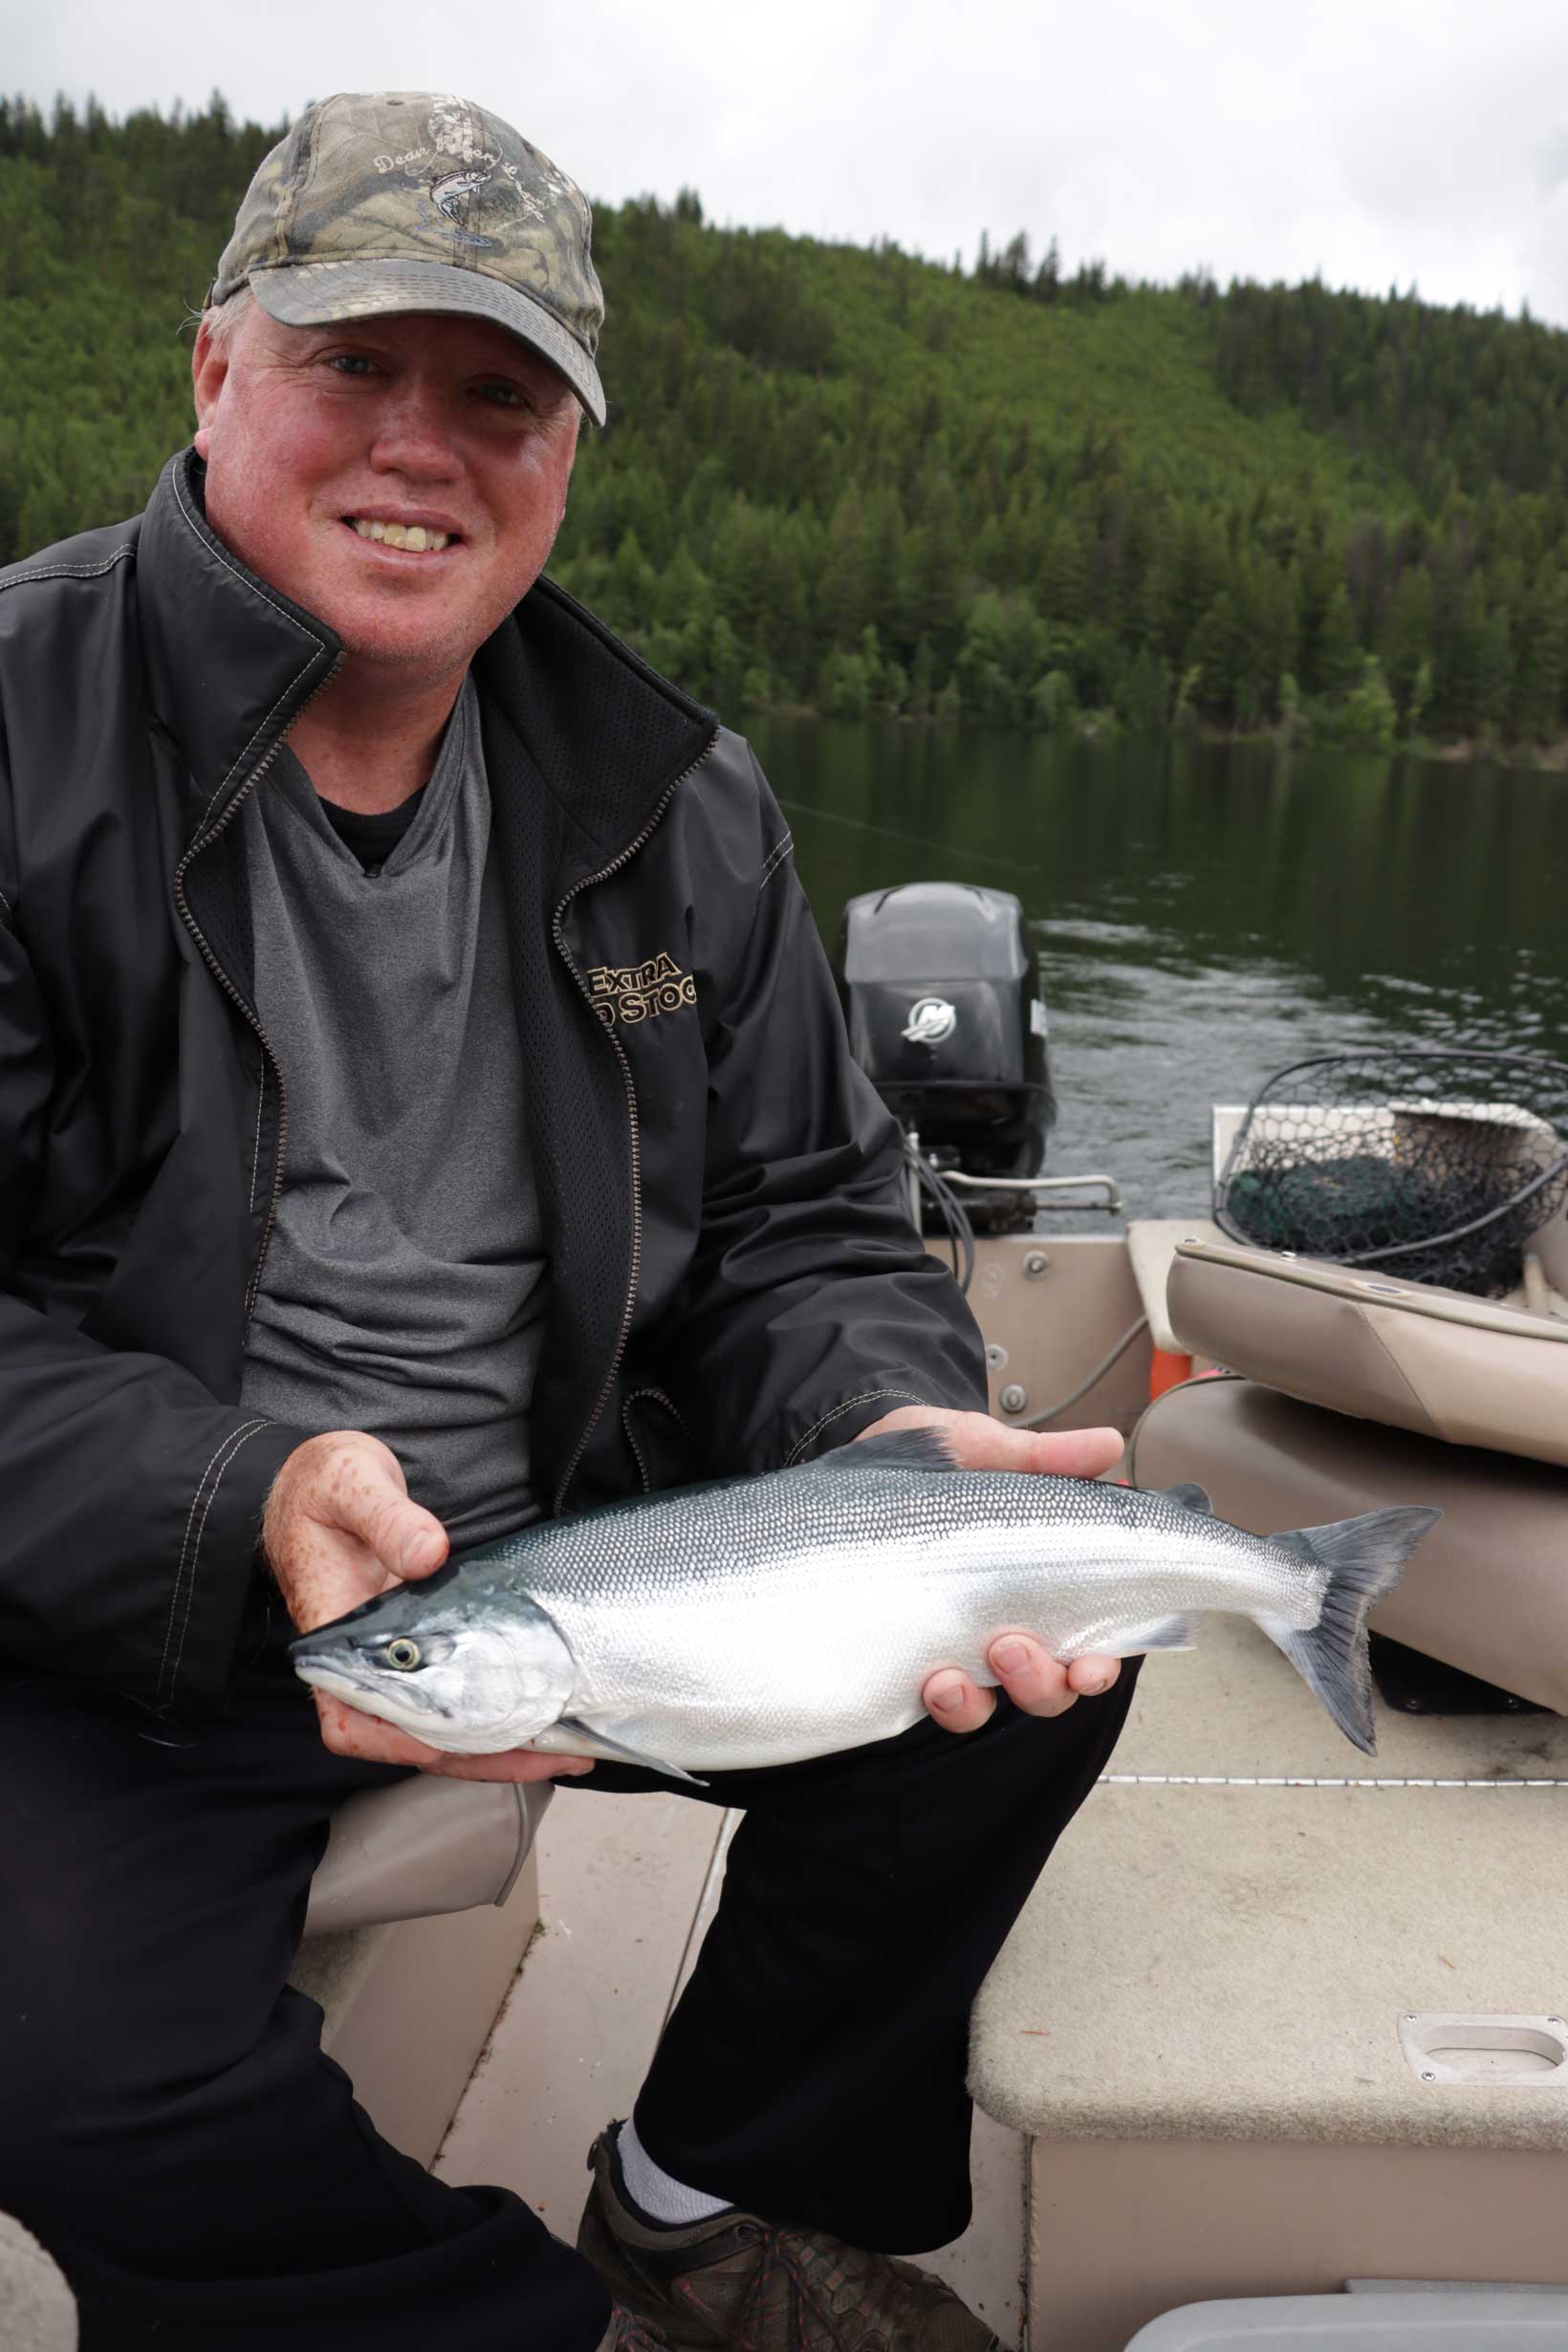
left=534, top=1716, right=709, bottom=1788
left=1154, top=1481, right=1214, bottom=1515
left=1088, top=1614, right=1199, bottom=1655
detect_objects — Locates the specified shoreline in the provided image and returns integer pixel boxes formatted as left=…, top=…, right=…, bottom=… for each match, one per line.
left=740, top=701, right=1568, bottom=775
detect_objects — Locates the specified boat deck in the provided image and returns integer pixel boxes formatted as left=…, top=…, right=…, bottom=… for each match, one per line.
left=432, top=1622, right=1568, bottom=2346
left=432, top=1786, right=1028, bottom=2341
left=976, top=1612, right=1568, bottom=2144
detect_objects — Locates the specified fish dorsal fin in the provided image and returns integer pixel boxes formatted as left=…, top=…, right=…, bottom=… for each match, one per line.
left=833, top=1426, right=962, bottom=1473
left=1158, top=1480, right=1214, bottom=1514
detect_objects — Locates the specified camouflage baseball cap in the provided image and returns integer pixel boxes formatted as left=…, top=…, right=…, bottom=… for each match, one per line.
left=209, top=92, right=606, bottom=425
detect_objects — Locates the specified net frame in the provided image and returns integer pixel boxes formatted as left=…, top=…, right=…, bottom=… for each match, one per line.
left=1213, top=1049, right=1568, bottom=1296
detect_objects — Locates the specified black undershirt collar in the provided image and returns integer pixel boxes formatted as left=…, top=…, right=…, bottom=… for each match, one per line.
left=318, top=786, right=427, bottom=877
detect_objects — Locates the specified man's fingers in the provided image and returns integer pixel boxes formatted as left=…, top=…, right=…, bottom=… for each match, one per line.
left=425, top=1748, right=596, bottom=1784
left=1012, top=1425, right=1125, bottom=1480
left=308, top=1442, right=447, bottom=1580
left=986, top=1634, right=1079, bottom=1716
left=923, top=1642, right=1124, bottom=1734
left=968, top=1423, right=1123, bottom=1478
left=313, top=1690, right=444, bottom=1766
left=370, top=1495, right=447, bottom=1582
left=856, top=1405, right=1123, bottom=1482
left=264, top=1431, right=450, bottom=1635
left=989, top=1635, right=1122, bottom=1710
left=922, top=1670, right=996, bottom=1734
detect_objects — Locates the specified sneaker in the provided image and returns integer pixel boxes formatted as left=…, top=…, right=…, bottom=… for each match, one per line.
left=577, top=2126, right=1004, bottom=2352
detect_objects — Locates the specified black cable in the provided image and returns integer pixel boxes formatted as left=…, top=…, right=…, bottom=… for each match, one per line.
left=904, top=1136, right=977, bottom=1296
left=930, top=1152, right=969, bottom=1289
left=931, top=1160, right=974, bottom=1296
left=1020, top=1316, right=1150, bottom=1429
left=923, top=1150, right=963, bottom=1286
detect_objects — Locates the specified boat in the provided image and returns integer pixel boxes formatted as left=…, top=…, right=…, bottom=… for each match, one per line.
left=8, top=886, right=1568, bottom=2352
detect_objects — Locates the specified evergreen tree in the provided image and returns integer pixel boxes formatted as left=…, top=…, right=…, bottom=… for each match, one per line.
left=1186, top=590, right=1244, bottom=723
left=1311, top=584, right=1364, bottom=697
left=1514, top=574, right=1568, bottom=741
left=7, top=93, right=1568, bottom=752
left=1431, top=572, right=1488, bottom=736
left=1318, top=656, right=1398, bottom=755
left=1117, top=644, right=1171, bottom=734
left=1475, top=605, right=1515, bottom=728
left=1378, top=563, right=1436, bottom=717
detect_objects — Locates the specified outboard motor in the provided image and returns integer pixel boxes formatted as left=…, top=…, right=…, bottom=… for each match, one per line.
left=838, top=883, right=1055, bottom=1228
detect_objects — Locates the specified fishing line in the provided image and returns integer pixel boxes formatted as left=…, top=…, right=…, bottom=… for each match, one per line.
left=1100, top=1773, right=1568, bottom=1789
left=774, top=795, right=1038, bottom=880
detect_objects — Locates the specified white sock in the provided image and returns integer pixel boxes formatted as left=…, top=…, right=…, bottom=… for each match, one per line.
left=617, top=2116, right=733, bottom=2225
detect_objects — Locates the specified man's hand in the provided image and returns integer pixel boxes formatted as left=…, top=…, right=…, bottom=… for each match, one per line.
left=262, top=1430, right=592, bottom=1783
left=854, top=1405, right=1125, bottom=1734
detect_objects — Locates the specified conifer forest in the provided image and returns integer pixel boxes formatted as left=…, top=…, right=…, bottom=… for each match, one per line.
left=7, top=93, right=1568, bottom=759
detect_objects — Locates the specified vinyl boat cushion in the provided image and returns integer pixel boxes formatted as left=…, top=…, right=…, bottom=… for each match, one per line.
left=1130, top=1375, right=1568, bottom=1714
left=302, top=1774, right=553, bottom=1936
left=1165, top=1235, right=1568, bottom=1469
left=1125, top=1219, right=1226, bottom=1353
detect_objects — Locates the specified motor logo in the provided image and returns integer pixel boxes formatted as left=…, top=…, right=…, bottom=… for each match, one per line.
left=903, top=997, right=957, bottom=1046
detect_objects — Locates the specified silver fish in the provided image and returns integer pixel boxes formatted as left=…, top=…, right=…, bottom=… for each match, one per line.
left=289, top=1429, right=1441, bottom=1775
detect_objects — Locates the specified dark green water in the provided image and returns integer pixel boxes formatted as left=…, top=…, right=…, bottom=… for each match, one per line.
left=747, top=720, right=1568, bottom=1225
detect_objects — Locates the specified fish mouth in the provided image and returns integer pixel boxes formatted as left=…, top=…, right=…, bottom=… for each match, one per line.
left=290, top=1651, right=452, bottom=1722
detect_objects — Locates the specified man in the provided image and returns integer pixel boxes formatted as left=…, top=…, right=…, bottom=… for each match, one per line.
left=0, top=93, right=1133, bottom=2351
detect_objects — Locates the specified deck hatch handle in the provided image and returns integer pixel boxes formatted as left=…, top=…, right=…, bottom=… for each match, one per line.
left=1399, top=2013, right=1568, bottom=2085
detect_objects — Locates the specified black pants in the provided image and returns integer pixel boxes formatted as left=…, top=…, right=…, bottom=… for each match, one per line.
left=0, top=1613, right=1138, bottom=2350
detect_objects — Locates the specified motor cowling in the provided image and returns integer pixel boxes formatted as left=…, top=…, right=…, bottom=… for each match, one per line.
left=837, top=882, right=1056, bottom=1184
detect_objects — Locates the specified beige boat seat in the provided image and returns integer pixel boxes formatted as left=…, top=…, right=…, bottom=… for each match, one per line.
left=303, top=1772, right=552, bottom=1934
left=0, top=2211, right=76, bottom=2350
left=1165, top=1234, right=1568, bottom=1469
left=1131, top=1375, right=1568, bottom=1713
left=970, top=1614, right=1568, bottom=2347
left=1125, top=1219, right=1227, bottom=1356
left=973, top=1210, right=1568, bottom=2344
left=1131, top=1231, right=1568, bottom=1711
left=287, top=1775, right=554, bottom=2169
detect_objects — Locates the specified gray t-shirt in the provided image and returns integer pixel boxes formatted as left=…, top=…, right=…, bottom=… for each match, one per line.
left=238, top=678, right=548, bottom=1548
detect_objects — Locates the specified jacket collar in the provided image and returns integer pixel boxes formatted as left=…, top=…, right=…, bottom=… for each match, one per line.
left=138, top=450, right=341, bottom=840
left=137, top=448, right=716, bottom=878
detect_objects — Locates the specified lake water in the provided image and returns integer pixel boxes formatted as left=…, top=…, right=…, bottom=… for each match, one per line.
left=747, top=719, right=1568, bottom=1226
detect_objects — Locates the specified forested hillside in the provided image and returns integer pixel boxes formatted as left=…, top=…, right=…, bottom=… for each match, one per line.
left=6, top=92, right=1568, bottom=757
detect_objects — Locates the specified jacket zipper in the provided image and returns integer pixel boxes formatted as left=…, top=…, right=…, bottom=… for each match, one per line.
left=621, top=1383, right=697, bottom=1494
left=549, top=733, right=717, bottom=1514
left=171, top=659, right=343, bottom=1321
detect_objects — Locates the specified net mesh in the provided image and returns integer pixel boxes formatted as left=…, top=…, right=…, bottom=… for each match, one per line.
left=1213, top=1050, right=1568, bottom=1296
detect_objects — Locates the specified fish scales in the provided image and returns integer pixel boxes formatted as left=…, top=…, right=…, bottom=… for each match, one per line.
left=291, top=1429, right=1446, bottom=1773
left=478, top=1468, right=1316, bottom=1768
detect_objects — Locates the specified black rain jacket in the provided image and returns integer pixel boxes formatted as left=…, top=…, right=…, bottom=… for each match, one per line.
left=0, top=452, right=986, bottom=1719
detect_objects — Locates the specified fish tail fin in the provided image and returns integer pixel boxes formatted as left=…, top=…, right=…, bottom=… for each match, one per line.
left=1255, top=1506, right=1443, bottom=1754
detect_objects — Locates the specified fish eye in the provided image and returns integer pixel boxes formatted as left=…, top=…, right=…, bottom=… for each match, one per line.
left=385, top=1638, right=423, bottom=1671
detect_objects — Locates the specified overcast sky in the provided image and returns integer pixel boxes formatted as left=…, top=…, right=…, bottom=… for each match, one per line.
left=15, top=0, right=1568, bottom=326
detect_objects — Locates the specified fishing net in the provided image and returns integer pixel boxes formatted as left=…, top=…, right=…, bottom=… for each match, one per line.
left=1214, top=1049, right=1568, bottom=1297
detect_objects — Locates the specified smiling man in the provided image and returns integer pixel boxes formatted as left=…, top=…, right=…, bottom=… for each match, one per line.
left=0, top=92, right=1133, bottom=2352
left=193, top=303, right=583, bottom=807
